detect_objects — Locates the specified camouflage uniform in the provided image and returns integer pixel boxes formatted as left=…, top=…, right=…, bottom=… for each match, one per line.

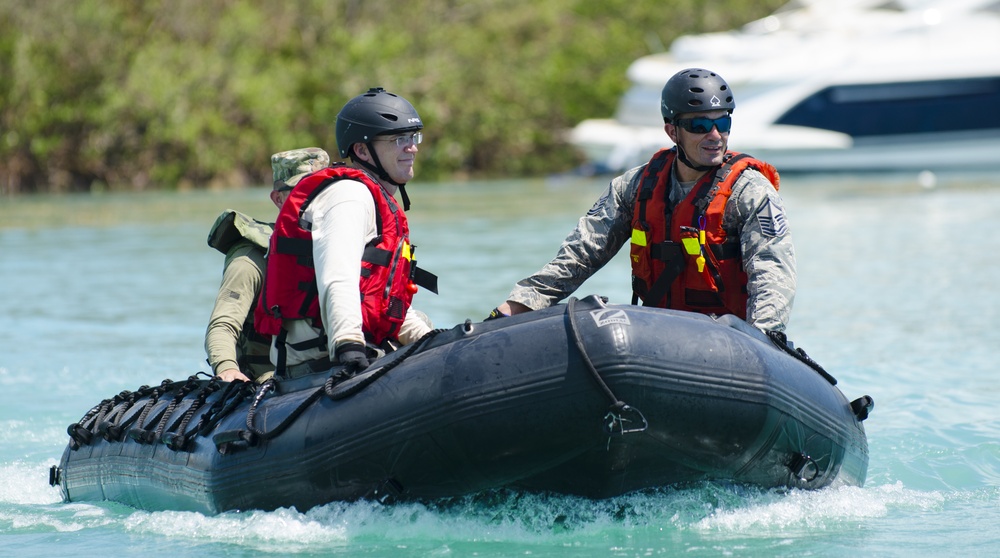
left=204, top=148, right=329, bottom=381
left=507, top=162, right=796, bottom=332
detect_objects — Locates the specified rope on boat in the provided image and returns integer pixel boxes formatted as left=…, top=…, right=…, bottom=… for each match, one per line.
left=565, top=297, right=648, bottom=435
left=238, top=328, right=449, bottom=443
left=196, top=380, right=256, bottom=436
left=161, top=377, right=226, bottom=451
left=244, top=378, right=325, bottom=441
left=65, top=374, right=255, bottom=451
left=324, top=328, right=447, bottom=400
left=67, top=379, right=175, bottom=449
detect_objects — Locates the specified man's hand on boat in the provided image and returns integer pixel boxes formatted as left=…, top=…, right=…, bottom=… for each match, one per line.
left=216, top=368, right=252, bottom=383
left=486, top=301, right=531, bottom=320
left=336, top=342, right=370, bottom=372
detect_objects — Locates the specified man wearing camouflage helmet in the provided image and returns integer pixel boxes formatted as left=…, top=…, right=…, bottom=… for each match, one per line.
left=490, top=68, right=796, bottom=332
left=204, top=148, right=329, bottom=383
left=255, top=88, right=437, bottom=378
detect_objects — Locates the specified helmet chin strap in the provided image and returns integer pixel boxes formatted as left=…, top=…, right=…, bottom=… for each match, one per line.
left=674, top=143, right=718, bottom=173
left=359, top=143, right=411, bottom=210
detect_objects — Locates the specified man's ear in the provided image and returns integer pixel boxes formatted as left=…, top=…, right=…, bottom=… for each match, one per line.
left=352, top=143, right=372, bottom=163
left=664, top=122, right=679, bottom=144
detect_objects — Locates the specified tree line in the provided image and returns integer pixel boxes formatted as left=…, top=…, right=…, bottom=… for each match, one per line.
left=0, top=0, right=784, bottom=194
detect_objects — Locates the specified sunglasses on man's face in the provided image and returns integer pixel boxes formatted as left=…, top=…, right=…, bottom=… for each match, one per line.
left=674, top=115, right=732, bottom=134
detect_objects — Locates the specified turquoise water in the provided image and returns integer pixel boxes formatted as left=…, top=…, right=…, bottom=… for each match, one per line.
left=2, top=174, right=999, bottom=556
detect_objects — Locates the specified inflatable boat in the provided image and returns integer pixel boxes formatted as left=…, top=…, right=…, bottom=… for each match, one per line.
left=49, top=296, right=873, bottom=514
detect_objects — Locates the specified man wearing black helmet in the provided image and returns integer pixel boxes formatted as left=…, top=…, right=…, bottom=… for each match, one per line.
left=490, top=68, right=796, bottom=333
left=255, top=88, right=437, bottom=377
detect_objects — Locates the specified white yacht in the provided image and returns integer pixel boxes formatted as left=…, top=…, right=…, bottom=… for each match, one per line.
left=569, top=0, right=1000, bottom=174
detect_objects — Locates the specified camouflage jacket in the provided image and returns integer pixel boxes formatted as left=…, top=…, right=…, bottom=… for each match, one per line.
left=507, top=161, right=797, bottom=332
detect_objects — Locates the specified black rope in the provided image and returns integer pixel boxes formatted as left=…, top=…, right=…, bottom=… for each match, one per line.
left=162, top=379, right=224, bottom=450
left=151, top=377, right=203, bottom=441
left=239, top=328, right=448, bottom=441
left=244, top=378, right=323, bottom=441
left=565, top=297, right=647, bottom=435
left=324, top=328, right=446, bottom=400
left=196, top=379, right=255, bottom=436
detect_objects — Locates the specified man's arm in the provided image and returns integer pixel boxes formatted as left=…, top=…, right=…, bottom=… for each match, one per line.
left=729, top=170, right=797, bottom=332
left=504, top=167, right=642, bottom=312
left=204, top=242, right=264, bottom=382
left=308, top=181, right=375, bottom=355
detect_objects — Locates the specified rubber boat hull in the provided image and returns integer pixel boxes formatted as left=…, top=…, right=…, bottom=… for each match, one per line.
left=51, top=296, right=871, bottom=513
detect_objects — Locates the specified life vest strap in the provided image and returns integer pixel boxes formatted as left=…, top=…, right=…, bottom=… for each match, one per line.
left=642, top=241, right=684, bottom=307
left=362, top=245, right=392, bottom=267
left=710, top=240, right=740, bottom=261
left=412, top=266, right=439, bottom=294
left=275, top=236, right=313, bottom=258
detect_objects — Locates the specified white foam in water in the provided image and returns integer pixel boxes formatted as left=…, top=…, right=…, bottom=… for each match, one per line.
left=694, top=483, right=945, bottom=533
left=124, top=507, right=350, bottom=552
left=0, top=461, right=63, bottom=506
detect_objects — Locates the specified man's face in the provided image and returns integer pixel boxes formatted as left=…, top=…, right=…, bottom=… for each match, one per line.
left=370, top=131, right=421, bottom=184
left=666, top=110, right=730, bottom=171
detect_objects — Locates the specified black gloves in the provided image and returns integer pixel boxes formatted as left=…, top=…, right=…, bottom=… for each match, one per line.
left=335, top=342, right=369, bottom=372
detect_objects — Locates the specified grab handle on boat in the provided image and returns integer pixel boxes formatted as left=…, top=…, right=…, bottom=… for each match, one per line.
left=213, top=429, right=259, bottom=454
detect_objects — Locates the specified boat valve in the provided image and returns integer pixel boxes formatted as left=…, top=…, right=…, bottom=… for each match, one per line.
left=850, top=395, right=875, bottom=421
left=48, top=465, right=61, bottom=486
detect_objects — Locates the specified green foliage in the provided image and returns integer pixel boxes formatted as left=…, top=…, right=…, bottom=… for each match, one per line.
left=0, top=0, right=785, bottom=193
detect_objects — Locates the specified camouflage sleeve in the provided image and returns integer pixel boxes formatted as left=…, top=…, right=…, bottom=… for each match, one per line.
left=507, top=166, right=643, bottom=309
left=726, top=169, right=797, bottom=332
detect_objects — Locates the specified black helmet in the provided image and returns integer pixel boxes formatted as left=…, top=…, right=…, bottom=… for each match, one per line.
left=660, top=68, right=735, bottom=123
left=336, top=87, right=423, bottom=158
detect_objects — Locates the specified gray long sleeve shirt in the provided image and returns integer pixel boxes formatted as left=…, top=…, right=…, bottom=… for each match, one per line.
left=507, top=163, right=796, bottom=332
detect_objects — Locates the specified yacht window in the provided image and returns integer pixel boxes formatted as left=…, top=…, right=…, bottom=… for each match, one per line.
left=775, top=77, right=1000, bottom=137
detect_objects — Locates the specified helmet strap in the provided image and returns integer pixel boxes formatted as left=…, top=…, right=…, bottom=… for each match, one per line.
left=358, top=142, right=411, bottom=210
left=674, top=143, right=718, bottom=173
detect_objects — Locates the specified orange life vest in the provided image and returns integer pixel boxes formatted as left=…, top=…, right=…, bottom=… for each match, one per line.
left=255, top=164, right=435, bottom=348
left=629, top=148, right=780, bottom=317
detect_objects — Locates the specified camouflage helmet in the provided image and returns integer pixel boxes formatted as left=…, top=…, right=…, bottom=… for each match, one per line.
left=660, top=68, right=736, bottom=122
left=271, top=147, right=330, bottom=190
left=336, top=87, right=423, bottom=159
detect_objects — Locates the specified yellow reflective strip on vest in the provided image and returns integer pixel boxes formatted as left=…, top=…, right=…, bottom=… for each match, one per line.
left=631, top=229, right=647, bottom=247
left=681, top=237, right=701, bottom=255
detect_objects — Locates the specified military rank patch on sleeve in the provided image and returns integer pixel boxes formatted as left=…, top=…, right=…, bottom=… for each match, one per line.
left=587, top=191, right=610, bottom=216
left=756, top=199, right=788, bottom=237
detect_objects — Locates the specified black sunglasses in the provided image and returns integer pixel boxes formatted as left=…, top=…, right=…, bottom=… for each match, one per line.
left=675, top=115, right=732, bottom=134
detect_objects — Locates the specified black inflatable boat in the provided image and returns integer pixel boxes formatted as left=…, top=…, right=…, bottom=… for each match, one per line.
left=50, top=296, right=872, bottom=514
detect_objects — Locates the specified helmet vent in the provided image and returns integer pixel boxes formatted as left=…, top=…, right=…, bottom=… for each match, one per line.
left=379, top=112, right=399, bottom=122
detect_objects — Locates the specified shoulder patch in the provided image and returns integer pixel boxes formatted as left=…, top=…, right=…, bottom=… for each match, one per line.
left=587, top=191, right=610, bottom=216
left=756, top=199, right=788, bottom=237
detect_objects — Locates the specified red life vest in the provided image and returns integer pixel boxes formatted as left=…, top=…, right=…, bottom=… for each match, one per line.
left=629, top=148, right=780, bottom=318
left=254, top=164, right=423, bottom=347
